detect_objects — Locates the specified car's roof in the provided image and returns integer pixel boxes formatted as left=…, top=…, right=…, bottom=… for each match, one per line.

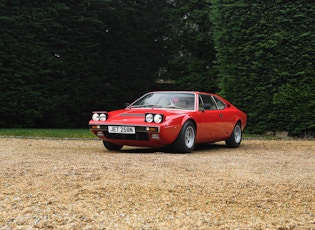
left=148, top=91, right=219, bottom=97
left=149, top=91, right=213, bottom=94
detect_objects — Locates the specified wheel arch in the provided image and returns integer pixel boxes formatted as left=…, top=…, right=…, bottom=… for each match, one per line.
left=181, top=117, right=197, bottom=132
left=225, top=121, right=243, bottom=148
left=234, top=116, right=245, bottom=131
left=172, top=119, right=197, bottom=153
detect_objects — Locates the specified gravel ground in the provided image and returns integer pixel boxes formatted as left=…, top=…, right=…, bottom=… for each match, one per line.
left=0, top=137, right=314, bottom=229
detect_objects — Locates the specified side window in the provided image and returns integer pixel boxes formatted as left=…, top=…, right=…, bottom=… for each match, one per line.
left=213, top=96, right=226, bottom=109
left=199, top=94, right=217, bottom=110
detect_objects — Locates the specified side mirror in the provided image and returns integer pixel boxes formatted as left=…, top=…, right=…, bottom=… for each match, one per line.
left=227, top=103, right=231, bottom=108
left=199, top=104, right=205, bottom=112
left=204, top=104, right=211, bottom=110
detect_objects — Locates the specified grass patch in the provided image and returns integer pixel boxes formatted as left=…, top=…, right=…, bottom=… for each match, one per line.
left=0, top=128, right=96, bottom=139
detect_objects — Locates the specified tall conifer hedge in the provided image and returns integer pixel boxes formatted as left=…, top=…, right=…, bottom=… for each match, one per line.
left=211, top=0, right=315, bottom=135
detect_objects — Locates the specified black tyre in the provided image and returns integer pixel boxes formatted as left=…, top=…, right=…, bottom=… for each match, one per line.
left=172, top=121, right=196, bottom=153
left=225, top=122, right=242, bottom=148
left=102, top=140, right=123, bottom=151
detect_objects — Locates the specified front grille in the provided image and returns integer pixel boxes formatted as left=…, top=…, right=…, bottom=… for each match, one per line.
left=104, top=132, right=149, bottom=141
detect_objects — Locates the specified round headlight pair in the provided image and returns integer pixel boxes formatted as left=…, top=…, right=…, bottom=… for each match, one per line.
left=92, top=113, right=107, bottom=121
left=145, top=114, right=163, bottom=123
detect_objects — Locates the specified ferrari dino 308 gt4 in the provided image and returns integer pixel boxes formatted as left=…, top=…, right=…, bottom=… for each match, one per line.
left=89, top=91, right=247, bottom=153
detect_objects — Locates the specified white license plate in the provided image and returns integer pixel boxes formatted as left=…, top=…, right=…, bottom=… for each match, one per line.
left=108, top=126, right=135, bottom=134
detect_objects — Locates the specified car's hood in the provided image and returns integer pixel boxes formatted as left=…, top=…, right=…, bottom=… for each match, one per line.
left=107, top=109, right=145, bottom=124
left=106, top=108, right=187, bottom=125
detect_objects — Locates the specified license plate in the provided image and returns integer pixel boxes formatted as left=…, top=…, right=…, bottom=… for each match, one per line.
left=108, top=126, right=135, bottom=134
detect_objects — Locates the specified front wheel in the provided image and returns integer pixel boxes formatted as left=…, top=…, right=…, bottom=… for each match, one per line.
left=172, top=121, right=196, bottom=153
left=103, top=140, right=123, bottom=151
left=225, top=122, right=242, bottom=148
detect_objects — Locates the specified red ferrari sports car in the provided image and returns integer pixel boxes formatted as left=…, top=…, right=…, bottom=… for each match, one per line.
left=89, top=91, right=247, bottom=153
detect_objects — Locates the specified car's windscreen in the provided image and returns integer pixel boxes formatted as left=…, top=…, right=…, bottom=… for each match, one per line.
left=130, top=92, right=195, bottom=110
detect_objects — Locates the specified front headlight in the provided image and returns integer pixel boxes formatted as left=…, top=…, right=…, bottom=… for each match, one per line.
left=153, top=114, right=163, bottom=123
left=145, top=113, right=163, bottom=123
left=99, top=113, right=106, bottom=121
left=92, top=113, right=100, bottom=121
left=145, top=113, right=154, bottom=123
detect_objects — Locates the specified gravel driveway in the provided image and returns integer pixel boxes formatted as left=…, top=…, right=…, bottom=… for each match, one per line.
left=0, top=138, right=314, bottom=229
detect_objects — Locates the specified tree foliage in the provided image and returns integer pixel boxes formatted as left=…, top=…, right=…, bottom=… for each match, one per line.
left=210, top=0, right=315, bottom=134
left=163, top=0, right=218, bottom=92
left=0, top=0, right=166, bottom=128
left=0, top=0, right=314, bottom=136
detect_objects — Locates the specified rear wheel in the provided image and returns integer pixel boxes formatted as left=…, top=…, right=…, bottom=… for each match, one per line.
left=225, top=122, right=242, bottom=148
left=103, top=140, right=123, bottom=151
left=172, top=121, right=196, bottom=153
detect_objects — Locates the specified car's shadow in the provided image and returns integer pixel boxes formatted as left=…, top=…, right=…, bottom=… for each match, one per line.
left=117, top=142, right=227, bottom=154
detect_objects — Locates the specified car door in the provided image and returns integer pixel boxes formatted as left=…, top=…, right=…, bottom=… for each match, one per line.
left=213, top=95, right=236, bottom=138
left=196, top=94, right=227, bottom=142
